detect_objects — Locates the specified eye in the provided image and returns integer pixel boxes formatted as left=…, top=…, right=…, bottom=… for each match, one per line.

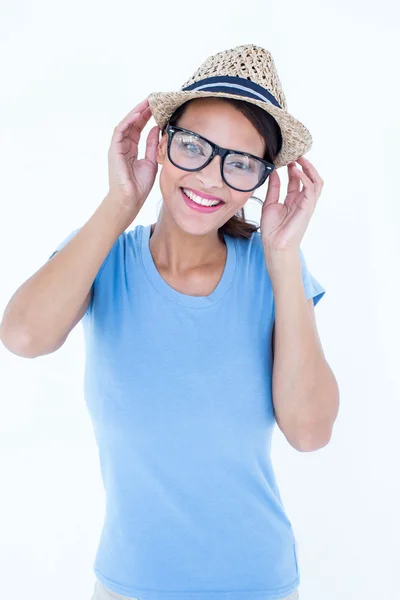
left=181, top=140, right=205, bottom=155
left=226, top=157, right=254, bottom=171
left=231, top=161, right=250, bottom=170
left=226, top=154, right=257, bottom=173
left=174, top=133, right=207, bottom=156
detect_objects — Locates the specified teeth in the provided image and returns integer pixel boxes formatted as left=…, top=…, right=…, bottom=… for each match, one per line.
left=183, top=188, right=221, bottom=207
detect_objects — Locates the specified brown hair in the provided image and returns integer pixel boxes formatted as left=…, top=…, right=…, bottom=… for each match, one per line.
left=163, top=97, right=283, bottom=242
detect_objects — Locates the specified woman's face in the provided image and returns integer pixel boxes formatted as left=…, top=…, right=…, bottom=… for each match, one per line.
left=156, top=98, right=265, bottom=237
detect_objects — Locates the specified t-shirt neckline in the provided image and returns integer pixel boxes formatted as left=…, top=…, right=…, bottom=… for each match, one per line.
left=140, top=223, right=237, bottom=308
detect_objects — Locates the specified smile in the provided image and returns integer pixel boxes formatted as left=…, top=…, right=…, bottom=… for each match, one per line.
left=180, top=188, right=224, bottom=213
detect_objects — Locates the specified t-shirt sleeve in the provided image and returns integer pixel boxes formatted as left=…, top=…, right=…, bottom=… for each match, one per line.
left=48, top=227, right=81, bottom=260
left=298, top=247, right=326, bottom=306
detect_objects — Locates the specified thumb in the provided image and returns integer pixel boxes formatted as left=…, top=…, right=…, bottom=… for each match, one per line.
left=263, top=169, right=280, bottom=208
left=145, top=126, right=161, bottom=166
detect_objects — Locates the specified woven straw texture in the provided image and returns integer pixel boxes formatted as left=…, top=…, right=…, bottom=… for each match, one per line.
left=148, top=44, right=312, bottom=169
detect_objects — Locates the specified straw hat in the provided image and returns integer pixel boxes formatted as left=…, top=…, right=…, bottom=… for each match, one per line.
left=148, top=44, right=313, bottom=170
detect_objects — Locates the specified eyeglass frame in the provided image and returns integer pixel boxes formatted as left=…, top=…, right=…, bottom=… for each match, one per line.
left=165, top=124, right=276, bottom=193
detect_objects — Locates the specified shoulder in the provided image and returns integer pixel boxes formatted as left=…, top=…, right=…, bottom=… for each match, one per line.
left=91, top=224, right=143, bottom=281
left=230, top=229, right=274, bottom=305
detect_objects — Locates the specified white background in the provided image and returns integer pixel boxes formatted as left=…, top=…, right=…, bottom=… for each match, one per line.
left=1, top=1, right=399, bottom=599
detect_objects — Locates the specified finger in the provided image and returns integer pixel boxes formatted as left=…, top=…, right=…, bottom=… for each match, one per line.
left=299, top=158, right=324, bottom=198
left=296, top=157, right=324, bottom=187
left=263, top=169, right=280, bottom=208
left=120, top=106, right=153, bottom=146
left=287, top=162, right=301, bottom=195
left=115, top=102, right=151, bottom=139
left=281, top=163, right=302, bottom=211
left=291, top=164, right=313, bottom=188
left=130, top=105, right=153, bottom=135
left=119, top=98, right=149, bottom=124
left=112, top=111, right=143, bottom=145
left=145, top=126, right=160, bottom=166
left=291, top=168, right=315, bottom=204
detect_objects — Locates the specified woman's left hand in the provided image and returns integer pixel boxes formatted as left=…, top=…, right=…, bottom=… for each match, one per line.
left=260, top=156, right=324, bottom=253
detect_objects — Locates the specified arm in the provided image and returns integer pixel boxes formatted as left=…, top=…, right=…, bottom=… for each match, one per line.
left=268, top=250, right=339, bottom=452
left=0, top=193, right=135, bottom=358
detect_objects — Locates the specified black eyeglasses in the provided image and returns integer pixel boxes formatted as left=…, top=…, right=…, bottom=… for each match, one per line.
left=165, top=124, right=275, bottom=193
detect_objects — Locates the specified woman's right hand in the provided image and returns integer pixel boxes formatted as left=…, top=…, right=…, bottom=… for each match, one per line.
left=107, top=97, right=160, bottom=214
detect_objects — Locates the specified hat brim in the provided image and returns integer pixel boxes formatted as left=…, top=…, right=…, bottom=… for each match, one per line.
left=148, top=90, right=312, bottom=169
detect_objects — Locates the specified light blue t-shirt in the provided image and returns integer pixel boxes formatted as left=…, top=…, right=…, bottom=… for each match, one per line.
left=50, top=223, right=325, bottom=600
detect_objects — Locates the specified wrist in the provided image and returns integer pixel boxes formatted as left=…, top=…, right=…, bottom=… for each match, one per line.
left=263, top=246, right=300, bottom=277
left=99, top=193, right=138, bottom=235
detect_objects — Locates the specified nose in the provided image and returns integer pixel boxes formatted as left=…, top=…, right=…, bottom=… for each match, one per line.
left=195, top=155, right=224, bottom=189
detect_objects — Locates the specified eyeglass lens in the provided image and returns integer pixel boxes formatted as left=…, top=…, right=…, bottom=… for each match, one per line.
left=169, top=130, right=266, bottom=191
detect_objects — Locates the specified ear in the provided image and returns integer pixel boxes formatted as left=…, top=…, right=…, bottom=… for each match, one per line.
left=156, top=132, right=168, bottom=165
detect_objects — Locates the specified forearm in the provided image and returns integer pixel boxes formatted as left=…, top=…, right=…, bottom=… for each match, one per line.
left=265, top=248, right=339, bottom=451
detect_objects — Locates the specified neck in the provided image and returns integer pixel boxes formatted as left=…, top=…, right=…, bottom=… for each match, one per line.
left=149, top=208, right=226, bottom=276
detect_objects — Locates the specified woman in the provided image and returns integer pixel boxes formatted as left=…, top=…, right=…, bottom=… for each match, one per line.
left=0, top=45, right=339, bottom=600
